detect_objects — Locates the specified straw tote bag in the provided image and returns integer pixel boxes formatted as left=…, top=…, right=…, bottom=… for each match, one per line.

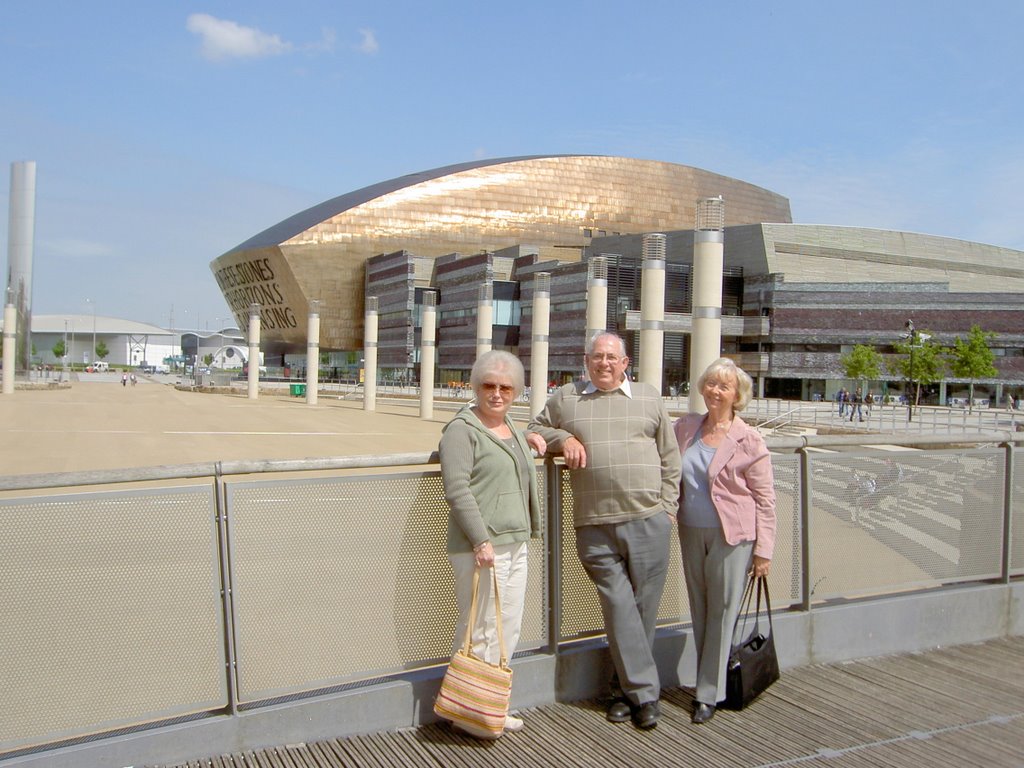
left=723, top=575, right=780, bottom=710
left=434, top=567, right=513, bottom=738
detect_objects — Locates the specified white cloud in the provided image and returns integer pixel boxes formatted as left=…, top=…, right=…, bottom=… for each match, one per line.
left=305, top=27, right=337, bottom=54
left=186, top=13, right=293, bottom=61
left=357, top=28, right=379, bottom=55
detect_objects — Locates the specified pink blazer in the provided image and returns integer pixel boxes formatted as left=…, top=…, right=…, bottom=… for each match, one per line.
left=674, top=413, right=777, bottom=560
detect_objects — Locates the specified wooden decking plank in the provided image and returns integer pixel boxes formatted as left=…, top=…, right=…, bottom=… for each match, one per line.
left=154, top=637, right=1024, bottom=768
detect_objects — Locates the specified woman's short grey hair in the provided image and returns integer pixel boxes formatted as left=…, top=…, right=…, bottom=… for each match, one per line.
left=697, top=357, right=754, bottom=412
left=470, top=350, right=525, bottom=396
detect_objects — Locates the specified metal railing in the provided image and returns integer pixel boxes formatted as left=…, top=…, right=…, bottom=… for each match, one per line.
left=1, top=432, right=1022, bottom=766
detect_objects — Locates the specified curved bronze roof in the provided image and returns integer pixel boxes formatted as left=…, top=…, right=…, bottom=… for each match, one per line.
left=211, top=155, right=792, bottom=351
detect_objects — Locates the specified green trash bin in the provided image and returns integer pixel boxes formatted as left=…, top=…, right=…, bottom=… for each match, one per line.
left=290, top=383, right=306, bottom=397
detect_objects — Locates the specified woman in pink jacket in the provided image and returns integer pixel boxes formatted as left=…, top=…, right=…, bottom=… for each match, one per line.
left=674, top=358, right=776, bottom=724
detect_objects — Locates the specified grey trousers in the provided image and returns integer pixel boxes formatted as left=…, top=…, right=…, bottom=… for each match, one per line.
left=575, top=512, right=672, bottom=706
left=679, top=525, right=753, bottom=705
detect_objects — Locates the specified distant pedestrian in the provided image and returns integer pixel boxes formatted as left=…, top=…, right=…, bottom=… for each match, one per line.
left=130, top=373, right=137, bottom=387
left=121, top=373, right=128, bottom=387
left=849, top=389, right=864, bottom=422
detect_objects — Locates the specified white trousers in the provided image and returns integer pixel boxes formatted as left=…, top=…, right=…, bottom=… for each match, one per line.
left=449, top=541, right=528, bottom=665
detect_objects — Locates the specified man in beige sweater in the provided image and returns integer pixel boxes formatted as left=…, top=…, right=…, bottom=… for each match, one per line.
left=528, top=332, right=680, bottom=730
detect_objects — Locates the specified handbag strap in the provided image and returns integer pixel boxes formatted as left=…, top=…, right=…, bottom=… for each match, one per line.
left=462, top=567, right=509, bottom=667
left=732, top=574, right=774, bottom=643
left=755, top=575, right=775, bottom=633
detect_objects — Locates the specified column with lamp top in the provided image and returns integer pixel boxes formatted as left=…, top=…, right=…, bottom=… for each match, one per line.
left=247, top=303, right=260, bottom=400
left=419, top=292, right=436, bottom=420
left=476, top=283, right=493, bottom=359
left=2, top=288, right=15, bottom=394
left=306, top=300, right=320, bottom=406
left=586, top=256, right=608, bottom=342
left=529, top=272, right=551, bottom=417
left=639, top=233, right=667, bottom=390
left=688, top=196, right=725, bottom=414
left=364, top=297, right=378, bottom=412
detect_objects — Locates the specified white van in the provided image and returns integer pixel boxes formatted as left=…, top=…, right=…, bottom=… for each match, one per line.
left=92, top=361, right=109, bottom=372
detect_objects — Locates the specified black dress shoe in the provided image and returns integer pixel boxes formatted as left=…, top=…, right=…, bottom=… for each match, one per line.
left=606, top=698, right=632, bottom=723
left=691, top=702, right=716, bottom=724
left=633, top=701, right=660, bottom=729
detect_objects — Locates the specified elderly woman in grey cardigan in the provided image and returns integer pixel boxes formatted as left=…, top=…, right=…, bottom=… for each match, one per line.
left=438, top=350, right=546, bottom=736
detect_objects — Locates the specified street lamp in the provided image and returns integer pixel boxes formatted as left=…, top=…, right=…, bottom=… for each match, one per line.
left=85, top=298, right=97, bottom=364
left=902, top=320, right=917, bottom=422
left=900, top=319, right=931, bottom=422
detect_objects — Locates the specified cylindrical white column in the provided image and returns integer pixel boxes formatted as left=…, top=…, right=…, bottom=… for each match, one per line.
left=586, top=256, right=608, bottom=342
left=689, top=197, right=725, bottom=414
left=247, top=303, right=261, bottom=400
left=2, top=300, right=16, bottom=394
left=364, top=297, right=378, bottom=412
left=476, top=283, right=493, bottom=359
left=529, top=272, right=551, bottom=417
left=639, top=234, right=666, bottom=390
left=7, top=161, right=36, bottom=373
left=420, top=293, right=436, bottom=420
left=306, top=300, right=320, bottom=406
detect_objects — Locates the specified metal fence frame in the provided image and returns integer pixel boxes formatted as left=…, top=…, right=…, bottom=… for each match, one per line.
left=1, top=433, right=1023, bottom=768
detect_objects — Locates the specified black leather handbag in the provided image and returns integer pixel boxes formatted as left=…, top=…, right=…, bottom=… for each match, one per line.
left=723, top=575, right=780, bottom=710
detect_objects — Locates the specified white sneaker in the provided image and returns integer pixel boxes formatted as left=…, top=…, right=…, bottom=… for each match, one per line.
left=503, top=715, right=524, bottom=733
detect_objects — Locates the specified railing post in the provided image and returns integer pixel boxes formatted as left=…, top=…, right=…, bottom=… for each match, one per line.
left=544, top=458, right=563, bottom=655
left=213, top=462, right=240, bottom=715
left=1002, top=442, right=1014, bottom=584
left=799, top=447, right=813, bottom=611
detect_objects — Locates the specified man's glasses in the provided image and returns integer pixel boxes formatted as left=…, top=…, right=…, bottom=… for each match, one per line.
left=587, top=354, right=622, bottom=363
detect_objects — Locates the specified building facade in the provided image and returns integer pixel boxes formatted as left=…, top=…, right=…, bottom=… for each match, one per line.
left=214, top=156, right=1024, bottom=402
left=211, top=155, right=792, bottom=357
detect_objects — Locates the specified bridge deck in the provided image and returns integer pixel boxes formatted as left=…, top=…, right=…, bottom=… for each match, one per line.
left=160, top=635, right=1024, bottom=768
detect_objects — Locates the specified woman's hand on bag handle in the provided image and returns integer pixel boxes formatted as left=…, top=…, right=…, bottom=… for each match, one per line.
left=474, top=541, right=495, bottom=568
left=751, top=555, right=771, bottom=578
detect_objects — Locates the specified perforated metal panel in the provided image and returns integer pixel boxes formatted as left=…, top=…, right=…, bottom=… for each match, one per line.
left=808, top=448, right=1004, bottom=601
left=0, top=485, right=225, bottom=755
left=557, top=452, right=802, bottom=641
left=1012, top=448, right=1024, bottom=577
left=767, top=453, right=803, bottom=606
left=556, top=465, right=687, bottom=640
left=225, top=469, right=548, bottom=704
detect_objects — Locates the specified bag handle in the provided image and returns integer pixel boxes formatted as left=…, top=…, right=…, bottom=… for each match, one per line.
left=732, top=574, right=774, bottom=645
left=462, top=567, right=508, bottom=667
left=755, top=575, right=775, bottom=634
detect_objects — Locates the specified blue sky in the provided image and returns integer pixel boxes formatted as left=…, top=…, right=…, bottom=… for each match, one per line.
left=2, top=1, right=1023, bottom=330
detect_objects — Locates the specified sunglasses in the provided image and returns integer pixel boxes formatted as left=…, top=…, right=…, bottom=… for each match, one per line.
left=480, top=382, right=515, bottom=396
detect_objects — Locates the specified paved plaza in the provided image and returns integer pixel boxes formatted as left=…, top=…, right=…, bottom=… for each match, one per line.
left=0, top=374, right=457, bottom=476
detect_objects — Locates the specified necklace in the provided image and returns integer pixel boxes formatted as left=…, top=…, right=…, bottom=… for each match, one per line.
left=706, top=419, right=732, bottom=433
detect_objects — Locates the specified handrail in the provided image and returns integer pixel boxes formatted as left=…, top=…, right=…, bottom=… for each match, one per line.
left=755, top=405, right=818, bottom=434
left=0, top=451, right=441, bottom=492
left=3, top=431, right=1022, bottom=492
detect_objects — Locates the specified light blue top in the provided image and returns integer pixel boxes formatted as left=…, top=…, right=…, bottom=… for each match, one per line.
left=680, top=438, right=721, bottom=528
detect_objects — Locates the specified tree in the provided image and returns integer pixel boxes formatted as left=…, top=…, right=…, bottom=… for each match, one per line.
left=203, top=353, right=214, bottom=366
left=95, top=340, right=109, bottom=361
left=52, top=339, right=66, bottom=360
left=840, top=344, right=883, bottom=384
left=948, top=325, right=998, bottom=412
left=890, top=330, right=945, bottom=406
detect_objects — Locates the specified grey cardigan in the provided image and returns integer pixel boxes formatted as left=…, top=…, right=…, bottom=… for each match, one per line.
left=439, top=406, right=543, bottom=554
